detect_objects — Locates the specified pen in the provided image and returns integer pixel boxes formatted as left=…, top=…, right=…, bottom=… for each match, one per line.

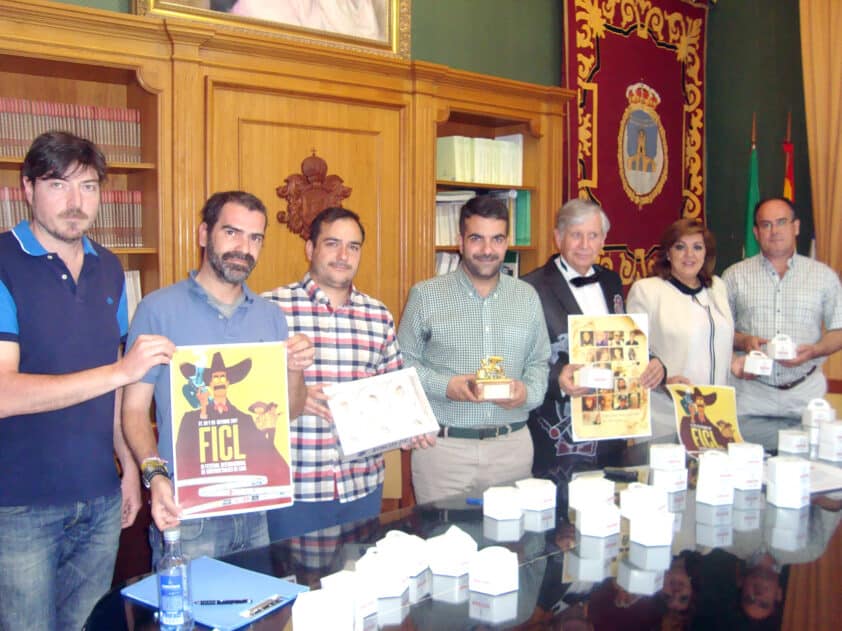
left=194, top=599, right=251, bottom=605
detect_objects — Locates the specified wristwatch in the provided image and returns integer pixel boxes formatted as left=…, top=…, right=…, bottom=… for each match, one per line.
left=140, top=457, right=170, bottom=489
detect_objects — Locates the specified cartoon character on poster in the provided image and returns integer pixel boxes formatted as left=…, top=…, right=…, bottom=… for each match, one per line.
left=170, top=342, right=293, bottom=518
left=667, top=384, right=742, bottom=452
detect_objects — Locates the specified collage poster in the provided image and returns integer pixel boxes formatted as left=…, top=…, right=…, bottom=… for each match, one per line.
left=569, top=314, right=652, bottom=441
left=169, top=342, right=293, bottom=519
left=666, top=384, right=742, bottom=453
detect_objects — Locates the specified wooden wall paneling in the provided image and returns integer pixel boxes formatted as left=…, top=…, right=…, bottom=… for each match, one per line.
left=203, top=82, right=409, bottom=321
left=166, top=20, right=217, bottom=283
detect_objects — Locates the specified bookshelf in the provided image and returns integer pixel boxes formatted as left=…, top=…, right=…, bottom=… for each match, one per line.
left=0, top=1, right=171, bottom=296
left=412, top=62, right=573, bottom=284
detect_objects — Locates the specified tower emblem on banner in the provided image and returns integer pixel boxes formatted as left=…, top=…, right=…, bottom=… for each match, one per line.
left=618, top=83, right=668, bottom=208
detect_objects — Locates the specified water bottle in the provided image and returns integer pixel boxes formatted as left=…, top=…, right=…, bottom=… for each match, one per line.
left=157, top=527, right=193, bottom=630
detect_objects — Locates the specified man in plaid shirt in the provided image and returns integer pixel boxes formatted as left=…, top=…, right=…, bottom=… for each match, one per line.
left=263, top=207, right=405, bottom=539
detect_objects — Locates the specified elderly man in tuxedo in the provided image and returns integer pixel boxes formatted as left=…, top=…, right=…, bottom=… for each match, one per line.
left=521, top=199, right=665, bottom=482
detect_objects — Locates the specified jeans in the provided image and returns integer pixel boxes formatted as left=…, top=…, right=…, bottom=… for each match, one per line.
left=266, top=485, right=383, bottom=541
left=0, top=490, right=122, bottom=631
left=149, top=511, right=269, bottom=568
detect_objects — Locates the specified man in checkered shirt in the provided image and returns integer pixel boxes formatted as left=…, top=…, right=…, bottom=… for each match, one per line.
left=725, top=197, right=842, bottom=442
left=263, top=207, right=411, bottom=538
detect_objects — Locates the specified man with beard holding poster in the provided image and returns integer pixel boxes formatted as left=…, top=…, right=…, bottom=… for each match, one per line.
left=121, top=191, right=312, bottom=565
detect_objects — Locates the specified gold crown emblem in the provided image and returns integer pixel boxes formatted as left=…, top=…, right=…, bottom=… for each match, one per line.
left=625, top=83, right=661, bottom=108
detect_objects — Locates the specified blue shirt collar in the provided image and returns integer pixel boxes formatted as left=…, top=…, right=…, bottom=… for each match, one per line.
left=186, top=270, right=256, bottom=303
left=11, top=220, right=98, bottom=257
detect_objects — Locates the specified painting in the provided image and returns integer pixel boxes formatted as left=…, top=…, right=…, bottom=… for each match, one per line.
left=134, top=0, right=410, bottom=58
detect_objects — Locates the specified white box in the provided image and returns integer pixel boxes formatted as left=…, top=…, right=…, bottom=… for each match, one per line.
left=667, top=490, right=687, bottom=513
left=483, top=516, right=524, bottom=542
left=818, top=420, right=842, bottom=462
left=569, top=476, right=615, bottom=511
left=629, top=511, right=674, bottom=546
left=617, top=559, right=664, bottom=596
left=430, top=573, right=469, bottom=604
left=765, top=505, right=810, bottom=532
left=695, top=502, right=733, bottom=526
left=732, top=509, right=761, bottom=532
left=522, top=508, right=555, bottom=532
left=469, top=591, right=518, bottom=625
left=575, top=503, right=620, bottom=537
left=575, top=532, right=620, bottom=560
left=628, top=542, right=672, bottom=571
left=620, top=483, right=667, bottom=519
left=695, top=522, right=733, bottom=548
left=515, top=477, right=556, bottom=511
left=292, top=587, right=355, bottom=631
left=766, top=456, right=810, bottom=508
left=577, top=365, right=614, bottom=389
left=728, top=442, right=764, bottom=490
left=320, top=569, right=378, bottom=626
left=770, top=526, right=808, bottom=552
left=469, top=546, right=518, bottom=595
left=744, top=350, right=773, bottom=375
left=696, top=450, right=734, bottom=505
left=650, top=467, right=688, bottom=492
left=802, top=398, right=835, bottom=428
left=426, top=526, right=477, bottom=577
left=565, top=551, right=609, bottom=582
left=778, top=429, right=809, bottom=454
left=768, top=334, right=796, bottom=360
left=649, top=443, right=686, bottom=470
left=483, top=486, right=522, bottom=520
left=376, top=590, right=409, bottom=627
left=733, top=489, right=763, bottom=511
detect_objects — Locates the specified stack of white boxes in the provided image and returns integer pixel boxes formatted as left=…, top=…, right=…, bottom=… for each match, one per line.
left=617, top=481, right=669, bottom=594
left=695, top=450, right=734, bottom=547
left=566, top=475, right=618, bottom=583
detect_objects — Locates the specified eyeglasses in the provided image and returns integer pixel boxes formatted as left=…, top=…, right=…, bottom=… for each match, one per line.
left=756, top=217, right=793, bottom=231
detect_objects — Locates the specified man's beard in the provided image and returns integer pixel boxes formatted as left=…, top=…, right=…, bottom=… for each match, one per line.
left=207, top=240, right=256, bottom=284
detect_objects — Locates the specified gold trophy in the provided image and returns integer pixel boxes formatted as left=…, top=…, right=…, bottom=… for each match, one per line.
left=473, top=355, right=513, bottom=401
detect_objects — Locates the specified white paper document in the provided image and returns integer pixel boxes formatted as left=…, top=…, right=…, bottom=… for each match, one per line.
left=326, top=367, right=439, bottom=458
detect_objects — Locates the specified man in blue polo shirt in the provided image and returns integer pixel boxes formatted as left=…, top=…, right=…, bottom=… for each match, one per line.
left=0, top=131, right=176, bottom=630
left=121, top=190, right=313, bottom=565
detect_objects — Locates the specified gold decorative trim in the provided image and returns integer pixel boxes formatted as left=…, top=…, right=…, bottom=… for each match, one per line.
left=573, top=0, right=704, bottom=218
left=134, top=0, right=410, bottom=59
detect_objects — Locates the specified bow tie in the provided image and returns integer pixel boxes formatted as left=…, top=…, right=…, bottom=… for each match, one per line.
left=570, top=273, right=600, bottom=288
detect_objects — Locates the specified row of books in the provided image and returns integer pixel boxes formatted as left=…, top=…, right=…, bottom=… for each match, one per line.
left=125, top=270, right=142, bottom=323
left=436, top=134, right=523, bottom=186
left=0, top=97, right=142, bottom=163
left=434, top=250, right=520, bottom=277
left=0, top=186, right=144, bottom=248
left=435, top=189, right=531, bottom=246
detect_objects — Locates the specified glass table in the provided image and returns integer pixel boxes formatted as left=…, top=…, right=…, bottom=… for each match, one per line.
left=85, top=469, right=842, bottom=630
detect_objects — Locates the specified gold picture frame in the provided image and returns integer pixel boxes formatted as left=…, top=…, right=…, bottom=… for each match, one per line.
left=134, top=0, right=410, bottom=59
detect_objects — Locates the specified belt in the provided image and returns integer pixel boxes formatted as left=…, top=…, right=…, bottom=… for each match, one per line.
left=437, top=421, right=526, bottom=440
left=761, top=366, right=817, bottom=391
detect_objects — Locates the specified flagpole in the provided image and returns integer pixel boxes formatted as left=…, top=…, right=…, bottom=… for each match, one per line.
left=744, top=113, right=760, bottom=258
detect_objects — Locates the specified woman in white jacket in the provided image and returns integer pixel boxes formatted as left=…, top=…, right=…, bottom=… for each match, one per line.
left=627, top=218, right=734, bottom=439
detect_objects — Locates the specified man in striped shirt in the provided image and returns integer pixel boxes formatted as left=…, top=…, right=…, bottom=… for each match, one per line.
left=726, top=197, right=842, bottom=444
left=263, top=207, right=404, bottom=538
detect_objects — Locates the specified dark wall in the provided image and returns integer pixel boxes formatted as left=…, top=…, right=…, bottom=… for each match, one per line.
left=411, top=0, right=561, bottom=86
left=705, top=0, right=813, bottom=271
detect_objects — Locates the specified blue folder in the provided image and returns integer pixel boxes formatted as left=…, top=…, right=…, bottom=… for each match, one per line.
left=121, top=556, right=308, bottom=631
